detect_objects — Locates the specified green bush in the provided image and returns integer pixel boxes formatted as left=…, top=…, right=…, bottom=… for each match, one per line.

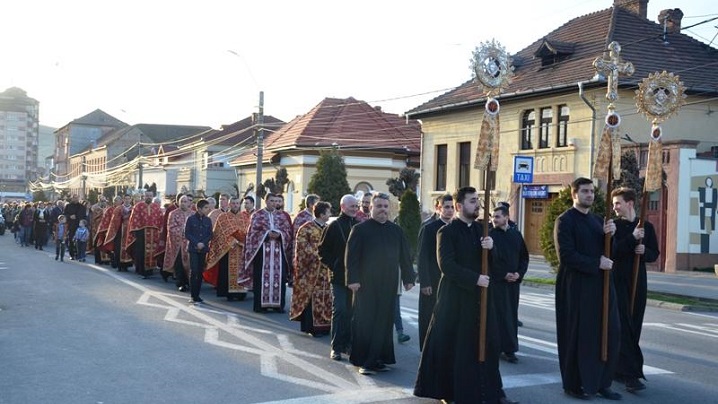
left=539, top=185, right=606, bottom=271
left=307, top=148, right=351, bottom=215
left=397, top=189, right=422, bottom=260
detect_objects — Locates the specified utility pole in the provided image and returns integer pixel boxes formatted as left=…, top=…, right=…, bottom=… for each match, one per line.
left=255, top=91, right=264, bottom=210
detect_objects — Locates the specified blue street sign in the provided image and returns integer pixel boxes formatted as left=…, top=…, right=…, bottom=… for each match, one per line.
left=522, top=185, right=549, bottom=198
left=513, top=156, right=534, bottom=183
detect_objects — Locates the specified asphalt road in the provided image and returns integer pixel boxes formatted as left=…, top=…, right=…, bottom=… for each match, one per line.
left=1, top=235, right=717, bottom=403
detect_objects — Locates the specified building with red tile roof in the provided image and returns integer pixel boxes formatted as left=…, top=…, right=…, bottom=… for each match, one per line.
left=407, top=0, right=718, bottom=271
left=231, top=97, right=421, bottom=213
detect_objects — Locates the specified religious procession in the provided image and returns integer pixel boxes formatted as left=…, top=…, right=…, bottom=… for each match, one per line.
left=6, top=2, right=716, bottom=402
left=0, top=40, right=684, bottom=403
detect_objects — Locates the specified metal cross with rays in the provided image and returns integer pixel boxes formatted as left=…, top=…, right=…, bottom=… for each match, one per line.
left=593, top=41, right=635, bottom=107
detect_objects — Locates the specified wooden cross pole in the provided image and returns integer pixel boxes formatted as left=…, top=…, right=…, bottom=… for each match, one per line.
left=592, top=41, right=634, bottom=362
left=630, top=192, right=649, bottom=315
left=470, top=39, right=513, bottom=363
left=479, top=160, right=492, bottom=363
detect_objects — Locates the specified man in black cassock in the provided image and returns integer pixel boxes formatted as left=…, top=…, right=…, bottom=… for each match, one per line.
left=489, top=205, right=528, bottom=364
left=414, top=187, right=517, bottom=404
left=319, top=194, right=359, bottom=361
left=416, top=193, right=454, bottom=350
left=345, top=192, right=415, bottom=375
left=610, top=187, right=659, bottom=393
left=554, top=177, right=621, bottom=400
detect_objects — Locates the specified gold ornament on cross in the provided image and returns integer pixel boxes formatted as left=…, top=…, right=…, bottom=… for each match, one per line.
left=635, top=71, right=686, bottom=192
left=593, top=41, right=635, bottom=109
left=470, top=39, right=514, bottom=172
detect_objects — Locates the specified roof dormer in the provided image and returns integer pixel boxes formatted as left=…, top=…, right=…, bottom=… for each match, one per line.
left=534, top=38, right=575, bottom=67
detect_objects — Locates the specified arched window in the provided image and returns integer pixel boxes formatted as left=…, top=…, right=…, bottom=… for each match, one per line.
left=556, top=105, right=570, bottom=147
left=521, top=110, right=535, bottom=150
left=539, top=107, right=552, bottom=149
left=354, top=181, right=373, bottom=194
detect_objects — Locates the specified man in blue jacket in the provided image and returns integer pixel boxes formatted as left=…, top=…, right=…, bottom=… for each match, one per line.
left=185, top=199, right=213, bottom=304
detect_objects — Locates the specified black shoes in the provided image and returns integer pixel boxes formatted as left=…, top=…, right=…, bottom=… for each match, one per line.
left=564, top=389, right=590, bottom=400
left=188, top=298, right=203, bottom=304
left=624, top=378, right=646, bottom=393
left=502, top=352, right=519, bottom=363
left=598, top=388, right=622, bottom=400
left=517, top=320, right=524, bottom=327
left=161, top=271, right=172, bottom=282
left=373, top=363, right=390, bottom=372
left=178, top=285, right=189, bottom=292
left=330, top=350, right=342, bottom=361
left=499, top=398, right=520, bottom=404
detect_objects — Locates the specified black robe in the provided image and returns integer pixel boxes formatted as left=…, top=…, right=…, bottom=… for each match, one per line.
left=416, top=218, right=447, bottom=351
left=345, top=219, right=415, bottom=369
left=612, top=218, right=659, bottom=380
left=554, top=208, right=620, bottom=395
left=489, top=225, right=529, bottom=355
left=414, top=219, right=505, bottom=404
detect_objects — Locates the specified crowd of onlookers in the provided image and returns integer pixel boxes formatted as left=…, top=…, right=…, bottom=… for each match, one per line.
left=2, top=199, right=70, bottom=248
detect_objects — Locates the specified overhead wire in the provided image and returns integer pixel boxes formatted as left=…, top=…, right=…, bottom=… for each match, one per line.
left=30, top=10, right=718, bottom=193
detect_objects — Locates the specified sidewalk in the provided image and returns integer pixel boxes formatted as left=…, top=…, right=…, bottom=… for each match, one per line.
left=526, top=255, right=718, bottom=303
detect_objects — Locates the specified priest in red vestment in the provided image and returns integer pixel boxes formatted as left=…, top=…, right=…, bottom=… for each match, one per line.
left=208, top=193, right=230, bottom=225
left=95, top=195, right=122, bottom=263
left=103, top=195, right=134, bottom=271
left=290, top=201, right=332, bottom=336
left=162, top=195, right=192, bottom=290
left=157, top=193, right=183, bottom=272
left=125, top=190, right=164, bottom=278
left=92, top=197, right=113, bottom=265
left=292, top=195, right=318, bottom=236
left=290, top=194, right=319, bottom=287
left=205, top=196, right=250, bottom=300
left=242, top=193, right=292, bottom=312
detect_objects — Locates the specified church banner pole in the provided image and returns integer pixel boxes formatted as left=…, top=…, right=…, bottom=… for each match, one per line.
left=592, top=41, right=634, bottom=362
left=602, top=158, right=614, bottom=362
left=630, top=192, right=649, bottom=314
left=479, top=158, right=491, bottom=363
left=632, top=71, right=686, bottom=315
left=469, top=39, right=513, bottom=363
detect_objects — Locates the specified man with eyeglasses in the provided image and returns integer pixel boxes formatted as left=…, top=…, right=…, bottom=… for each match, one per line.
left=319, top=194, right=359, bottom=361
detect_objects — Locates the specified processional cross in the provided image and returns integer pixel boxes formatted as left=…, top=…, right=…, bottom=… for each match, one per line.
left=591, top=41, right=634, bottom=362
left=593, top=41, right=635, bottom=108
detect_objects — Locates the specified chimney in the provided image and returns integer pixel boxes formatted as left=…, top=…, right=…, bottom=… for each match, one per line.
left=613, top=0, right=648, bottom=19
left=658, top=8, right=684, bottom=33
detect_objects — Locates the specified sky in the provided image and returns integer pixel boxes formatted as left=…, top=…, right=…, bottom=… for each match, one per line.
left=2, top=0, right=717, bottom=129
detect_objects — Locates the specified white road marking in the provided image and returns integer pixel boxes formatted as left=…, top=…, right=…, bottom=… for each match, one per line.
left=644, top=322, right=718, bottom=339
left=89, top=263, right=360, bottom=393
left=83, top=262, right=677, bottom=402
left=520, top=292, right=556, bottom=311
left=257, top=387, right=415, bottom=404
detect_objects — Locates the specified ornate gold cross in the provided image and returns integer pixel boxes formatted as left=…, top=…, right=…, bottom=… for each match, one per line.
left=593, top=41, right=635, bottom=107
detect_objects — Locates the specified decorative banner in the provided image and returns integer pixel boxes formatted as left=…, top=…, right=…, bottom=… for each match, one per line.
left=475, top=98, right=501, bottom=171
left=644, top=126, right=663, bottom=192
left=593, top=125, right=616, bottom=180
left=470, top=39, right=514, bottom=171
left=592, top=41, right=634, bottom=182
left=635, top=71, right=686, bottom=192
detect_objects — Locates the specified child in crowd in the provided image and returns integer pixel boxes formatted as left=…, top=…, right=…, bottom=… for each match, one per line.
left=73, top=219, right=90, bottom=262
left=54, top=215, right=68, bottom=261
